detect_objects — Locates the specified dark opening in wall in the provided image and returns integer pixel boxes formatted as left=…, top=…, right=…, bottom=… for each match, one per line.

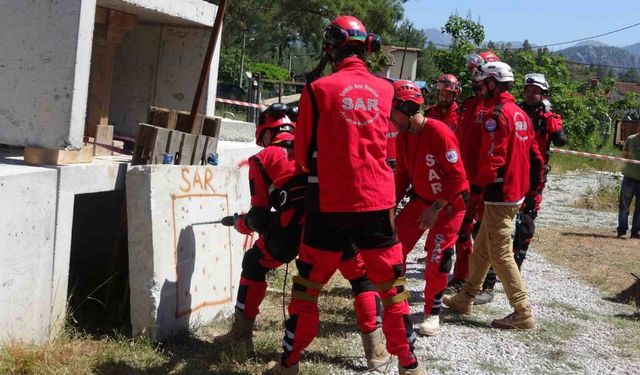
left=67, top=190, right=130, bottom=335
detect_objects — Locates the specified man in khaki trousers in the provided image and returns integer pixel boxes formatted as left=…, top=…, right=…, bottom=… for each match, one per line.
left=443, top=61, right=543, bottom=329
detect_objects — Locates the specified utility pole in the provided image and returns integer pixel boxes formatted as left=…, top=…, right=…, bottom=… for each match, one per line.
left=399, top=26, right=411, bottom=80
left=239, top=31, right=247, bottom=88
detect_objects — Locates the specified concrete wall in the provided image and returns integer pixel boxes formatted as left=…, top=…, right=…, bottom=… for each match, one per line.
left=0, top=0, right=218, bottom=149
left=385, top=50, right=418, bottom=80
left=0, top=0, right=96, bottom=149
left=127, top=160, right=258, bottom=341
left=110, top=25, right=220, bottom=138
left=0, top=164, right=58, bottom=342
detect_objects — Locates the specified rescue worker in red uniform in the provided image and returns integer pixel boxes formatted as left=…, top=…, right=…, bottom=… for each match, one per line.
left=266, top=15, right=425, bottom=375
left=514, top=73, right=567, bottom=268
left=443, top=61, right=544, bottom=330
left=392, top=80, right=468, bottom=337
left=424, top=74, right=461, bottom=132
left=216, top=105, right=385, bottom=367
left=446, top=51, right=501, bottom=296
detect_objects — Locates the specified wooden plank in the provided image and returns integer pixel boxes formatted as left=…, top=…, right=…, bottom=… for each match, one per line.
left=24, top=146, right=93, bottom=165
left=202, top=136, right=216, bottom=165
left=177, top=133, right=196, bottom=165
left=175, top=111, right=204, bottom=134
left=132, top=123, right=170, bottom=165
left=165, top=131, right=182, bottom=162
left=191, top=135, right=206, bottom=165
left=94, top=124, right=114, bottom=156
left=202, top=116, right=221, bottom=138
left=147, top=106, right=178, bottom=130
left=150, top=128, right=170, bottom=164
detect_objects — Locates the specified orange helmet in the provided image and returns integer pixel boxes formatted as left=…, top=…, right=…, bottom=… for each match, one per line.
left=255, top=103, right=295, bottom=147
left=392, top=80, right=423, bottom=116
left=436, top=74, right=461, bottom=94
left=466, top=51, right=501, bottom=71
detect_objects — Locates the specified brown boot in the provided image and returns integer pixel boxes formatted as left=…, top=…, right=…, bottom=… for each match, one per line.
left=264, top=360, right=299, bottom=375
left=490, top=308, right=535, bottom=330
left=360, top=327, right=391, bottom=371
left=442, top=290, right=475, bottom=314
left=212, top=311, right=254, bottom=348
left=399, top=364, right=427, bottom=375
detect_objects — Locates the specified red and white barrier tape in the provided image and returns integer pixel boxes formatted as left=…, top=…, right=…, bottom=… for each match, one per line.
left=216, top=97, right=267, bottom=109
left=550, top=147, right=640, bottom=165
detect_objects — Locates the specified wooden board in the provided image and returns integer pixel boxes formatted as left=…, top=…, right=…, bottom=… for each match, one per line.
left=24, top=146, right=93, bottom=165
left=94, top=124, right=115, bottom=156
left=132, top=124, right=170, bottom=165
left=177, top=134, right=197, bottom=165
left=191, top=135, right=206, bottom=165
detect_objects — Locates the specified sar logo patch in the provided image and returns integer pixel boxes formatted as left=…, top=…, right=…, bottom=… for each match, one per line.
left=446, top=149, right=458, bottom=163
left=485, top=118, right=497, bottom=132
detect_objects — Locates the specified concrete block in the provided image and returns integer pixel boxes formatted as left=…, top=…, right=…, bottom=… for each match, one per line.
left=219, top=119, right=257, bottom=143
left=126, top=162, right=257, bottom=341
left=0, top=0, right=96, bottom=149
left=0, top=164, right=58, bottom=343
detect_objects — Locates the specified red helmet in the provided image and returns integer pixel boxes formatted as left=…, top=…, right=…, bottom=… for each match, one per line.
left=255, top=103, right=295, bottom=147
left=466, top=51, right=501, bottom=71
left=324, top=16, right=367, bottom=47
left=393, top=80, right=423, bottom=116
left=436, top=74, right=461, bottom=94
left=479, top=51, right=500, bottom=63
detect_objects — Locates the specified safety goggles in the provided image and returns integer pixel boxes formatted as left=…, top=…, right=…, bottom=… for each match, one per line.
left=436, top=81, right=461, bottom=93
left=393, top=98, right=420, bottom=116
left=323, top=24, right=367, bottom=46
left=466, top=54, right=486, bottom=70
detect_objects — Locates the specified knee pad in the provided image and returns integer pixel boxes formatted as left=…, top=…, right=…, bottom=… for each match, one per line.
left=514, top=213, right=535, bottom=249
left=349, top=275, right=375, bottom=295
left=291, top=275, right=324, bottom=303
left=241, top=245, right=269, bottom=281
left=439, top=247, right=454, bottom=273
left=375, top=277, right=409, bottom=307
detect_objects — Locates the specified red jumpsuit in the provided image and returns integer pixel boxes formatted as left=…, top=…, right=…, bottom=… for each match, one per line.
left=284, top=57, right=418, bottom=369
left=450, top=95, right=485, bottom=282
left=424, top=102, right=460, bottom=133
left=395, top=118, right=468, bottom=316
left=234, top=132, right=380, bottom=336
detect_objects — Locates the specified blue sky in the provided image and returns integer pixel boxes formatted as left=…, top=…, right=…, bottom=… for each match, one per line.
left=403, top=0, right=640, bottom=48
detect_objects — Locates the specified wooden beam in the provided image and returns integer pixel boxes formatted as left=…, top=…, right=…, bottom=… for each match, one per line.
left=24, top=146, right=93, bottom=165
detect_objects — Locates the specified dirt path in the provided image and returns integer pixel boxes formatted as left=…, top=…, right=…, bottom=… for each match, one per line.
left=395, top=171, right=639, bottom=375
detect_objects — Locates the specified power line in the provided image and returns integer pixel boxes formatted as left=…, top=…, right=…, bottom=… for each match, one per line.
left=565, top=60, right=640, bottom=71
left=427, top=20, right=640, bottom=51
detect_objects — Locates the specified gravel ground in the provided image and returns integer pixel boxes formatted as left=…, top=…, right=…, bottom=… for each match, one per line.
left=344, top=172, right=639, bottom=375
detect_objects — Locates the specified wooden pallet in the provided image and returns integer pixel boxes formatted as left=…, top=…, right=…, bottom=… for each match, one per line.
left=131, top=124, right=219, bottom=166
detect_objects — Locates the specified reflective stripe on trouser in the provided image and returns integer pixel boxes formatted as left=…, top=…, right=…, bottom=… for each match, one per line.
left=282, top=248, right=383, bottom=366
left=465, top=204, right=530, bottom=312
left=452, top=199, right=484, bottom=280
left=283, top=243, right=417, bottom=367
left=236, top=241, right=283, bottom=319
left=396, top=198, right=465, bottom=315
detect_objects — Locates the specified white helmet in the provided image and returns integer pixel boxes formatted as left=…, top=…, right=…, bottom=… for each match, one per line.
left=476, top=62, right=514, bottom=83
left=524, top=73, right=549, bottom=91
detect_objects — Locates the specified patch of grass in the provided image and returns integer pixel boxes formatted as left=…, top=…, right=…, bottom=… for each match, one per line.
left=549, top=151, right=622, bottom=174
left=533, top=321, right=579, bottom=346
left=573, top=174, right=621, bottom=212
left=545, top=301, right=595, bottom=321
left=0, top=264, right=365, bottom=375
left=533, top=227, right=640, bottom=300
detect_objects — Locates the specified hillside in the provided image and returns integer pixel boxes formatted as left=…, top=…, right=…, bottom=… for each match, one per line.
left=555, top=45, right=640, bottom=69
